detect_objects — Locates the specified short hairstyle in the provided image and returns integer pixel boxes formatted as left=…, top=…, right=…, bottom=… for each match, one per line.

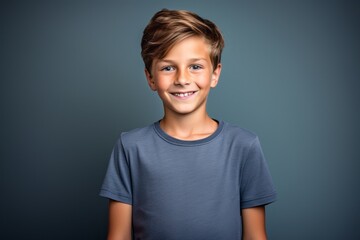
left=141, top=9, right=224, bottom=73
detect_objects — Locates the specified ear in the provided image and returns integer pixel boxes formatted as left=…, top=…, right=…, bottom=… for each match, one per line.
left=210, top=63, right=222, bottom=88
left=145, top=68, right=157, bottom=91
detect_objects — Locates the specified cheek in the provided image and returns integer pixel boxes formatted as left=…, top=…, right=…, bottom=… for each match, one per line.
left=197, top=74, right=213, bottom=87
left=154, top=77, right=171, bottom=90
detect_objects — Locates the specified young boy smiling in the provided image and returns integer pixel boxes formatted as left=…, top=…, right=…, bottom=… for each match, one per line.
left=100, top=9, right=276, bottom=240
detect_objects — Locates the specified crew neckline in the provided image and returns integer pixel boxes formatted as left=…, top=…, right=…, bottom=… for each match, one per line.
left=153, top=120, right=224, bottom=146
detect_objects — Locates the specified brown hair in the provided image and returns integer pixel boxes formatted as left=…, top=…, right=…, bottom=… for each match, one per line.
left=141, top=9, right=224, bottom=73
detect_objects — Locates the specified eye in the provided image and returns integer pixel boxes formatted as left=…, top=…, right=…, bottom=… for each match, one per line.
left=161, top=66, right=175, bottom=71
left=190, top=64, right=202, bottom=70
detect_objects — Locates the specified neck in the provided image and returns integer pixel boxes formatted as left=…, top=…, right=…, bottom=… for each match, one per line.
left=160, top=110, right=218, bottom=141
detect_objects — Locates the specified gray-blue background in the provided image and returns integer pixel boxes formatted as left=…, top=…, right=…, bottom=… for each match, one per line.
left=1, top=1, right=359, bottom=239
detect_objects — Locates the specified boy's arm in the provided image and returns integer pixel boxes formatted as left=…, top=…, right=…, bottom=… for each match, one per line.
left=107, top=200, right=132, bottom=240
left=241, top=206, right=267, bottom=240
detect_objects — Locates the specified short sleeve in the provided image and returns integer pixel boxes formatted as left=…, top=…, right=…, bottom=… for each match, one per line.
left=240, top=137, right=277, bottom=209
left=99, top=134, right=132, bottom=204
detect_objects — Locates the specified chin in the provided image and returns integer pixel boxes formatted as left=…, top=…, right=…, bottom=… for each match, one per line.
left=171, top=107, right=201, bottom=115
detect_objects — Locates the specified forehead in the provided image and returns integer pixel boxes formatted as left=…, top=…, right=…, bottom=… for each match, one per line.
left=160, top=36, right=211, bottom=61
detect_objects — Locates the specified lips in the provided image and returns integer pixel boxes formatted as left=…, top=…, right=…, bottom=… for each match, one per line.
left=171, top=91, right=197, bottom=98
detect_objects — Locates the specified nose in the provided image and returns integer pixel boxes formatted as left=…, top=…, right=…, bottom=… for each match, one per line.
left=174, top=69, right=190, bottom=85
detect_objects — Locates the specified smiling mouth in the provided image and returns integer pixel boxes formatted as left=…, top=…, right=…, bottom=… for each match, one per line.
left=171, top=91, right=197, bottom=97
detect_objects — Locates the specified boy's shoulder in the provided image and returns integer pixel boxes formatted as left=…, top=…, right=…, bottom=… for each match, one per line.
left=118, top=123, right=155, bottom=144
left=222, top=121, right=259, bottom=144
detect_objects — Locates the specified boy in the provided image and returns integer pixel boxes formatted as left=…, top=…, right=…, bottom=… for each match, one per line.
left=100, top=9, right=276, bottom=240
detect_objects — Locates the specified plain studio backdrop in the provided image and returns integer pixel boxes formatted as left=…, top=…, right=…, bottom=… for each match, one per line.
left=0, top=1, right=359, bottom=239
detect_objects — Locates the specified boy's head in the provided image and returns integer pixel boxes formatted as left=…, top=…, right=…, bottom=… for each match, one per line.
left=141, top=9, right=224, bottom=75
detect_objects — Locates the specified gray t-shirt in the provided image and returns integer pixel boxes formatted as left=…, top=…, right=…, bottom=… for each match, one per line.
left=100, top=120, right=276, bottom=240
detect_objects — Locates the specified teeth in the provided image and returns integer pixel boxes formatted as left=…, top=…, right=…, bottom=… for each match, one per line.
left=174, top=91, right=194, bottom=97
